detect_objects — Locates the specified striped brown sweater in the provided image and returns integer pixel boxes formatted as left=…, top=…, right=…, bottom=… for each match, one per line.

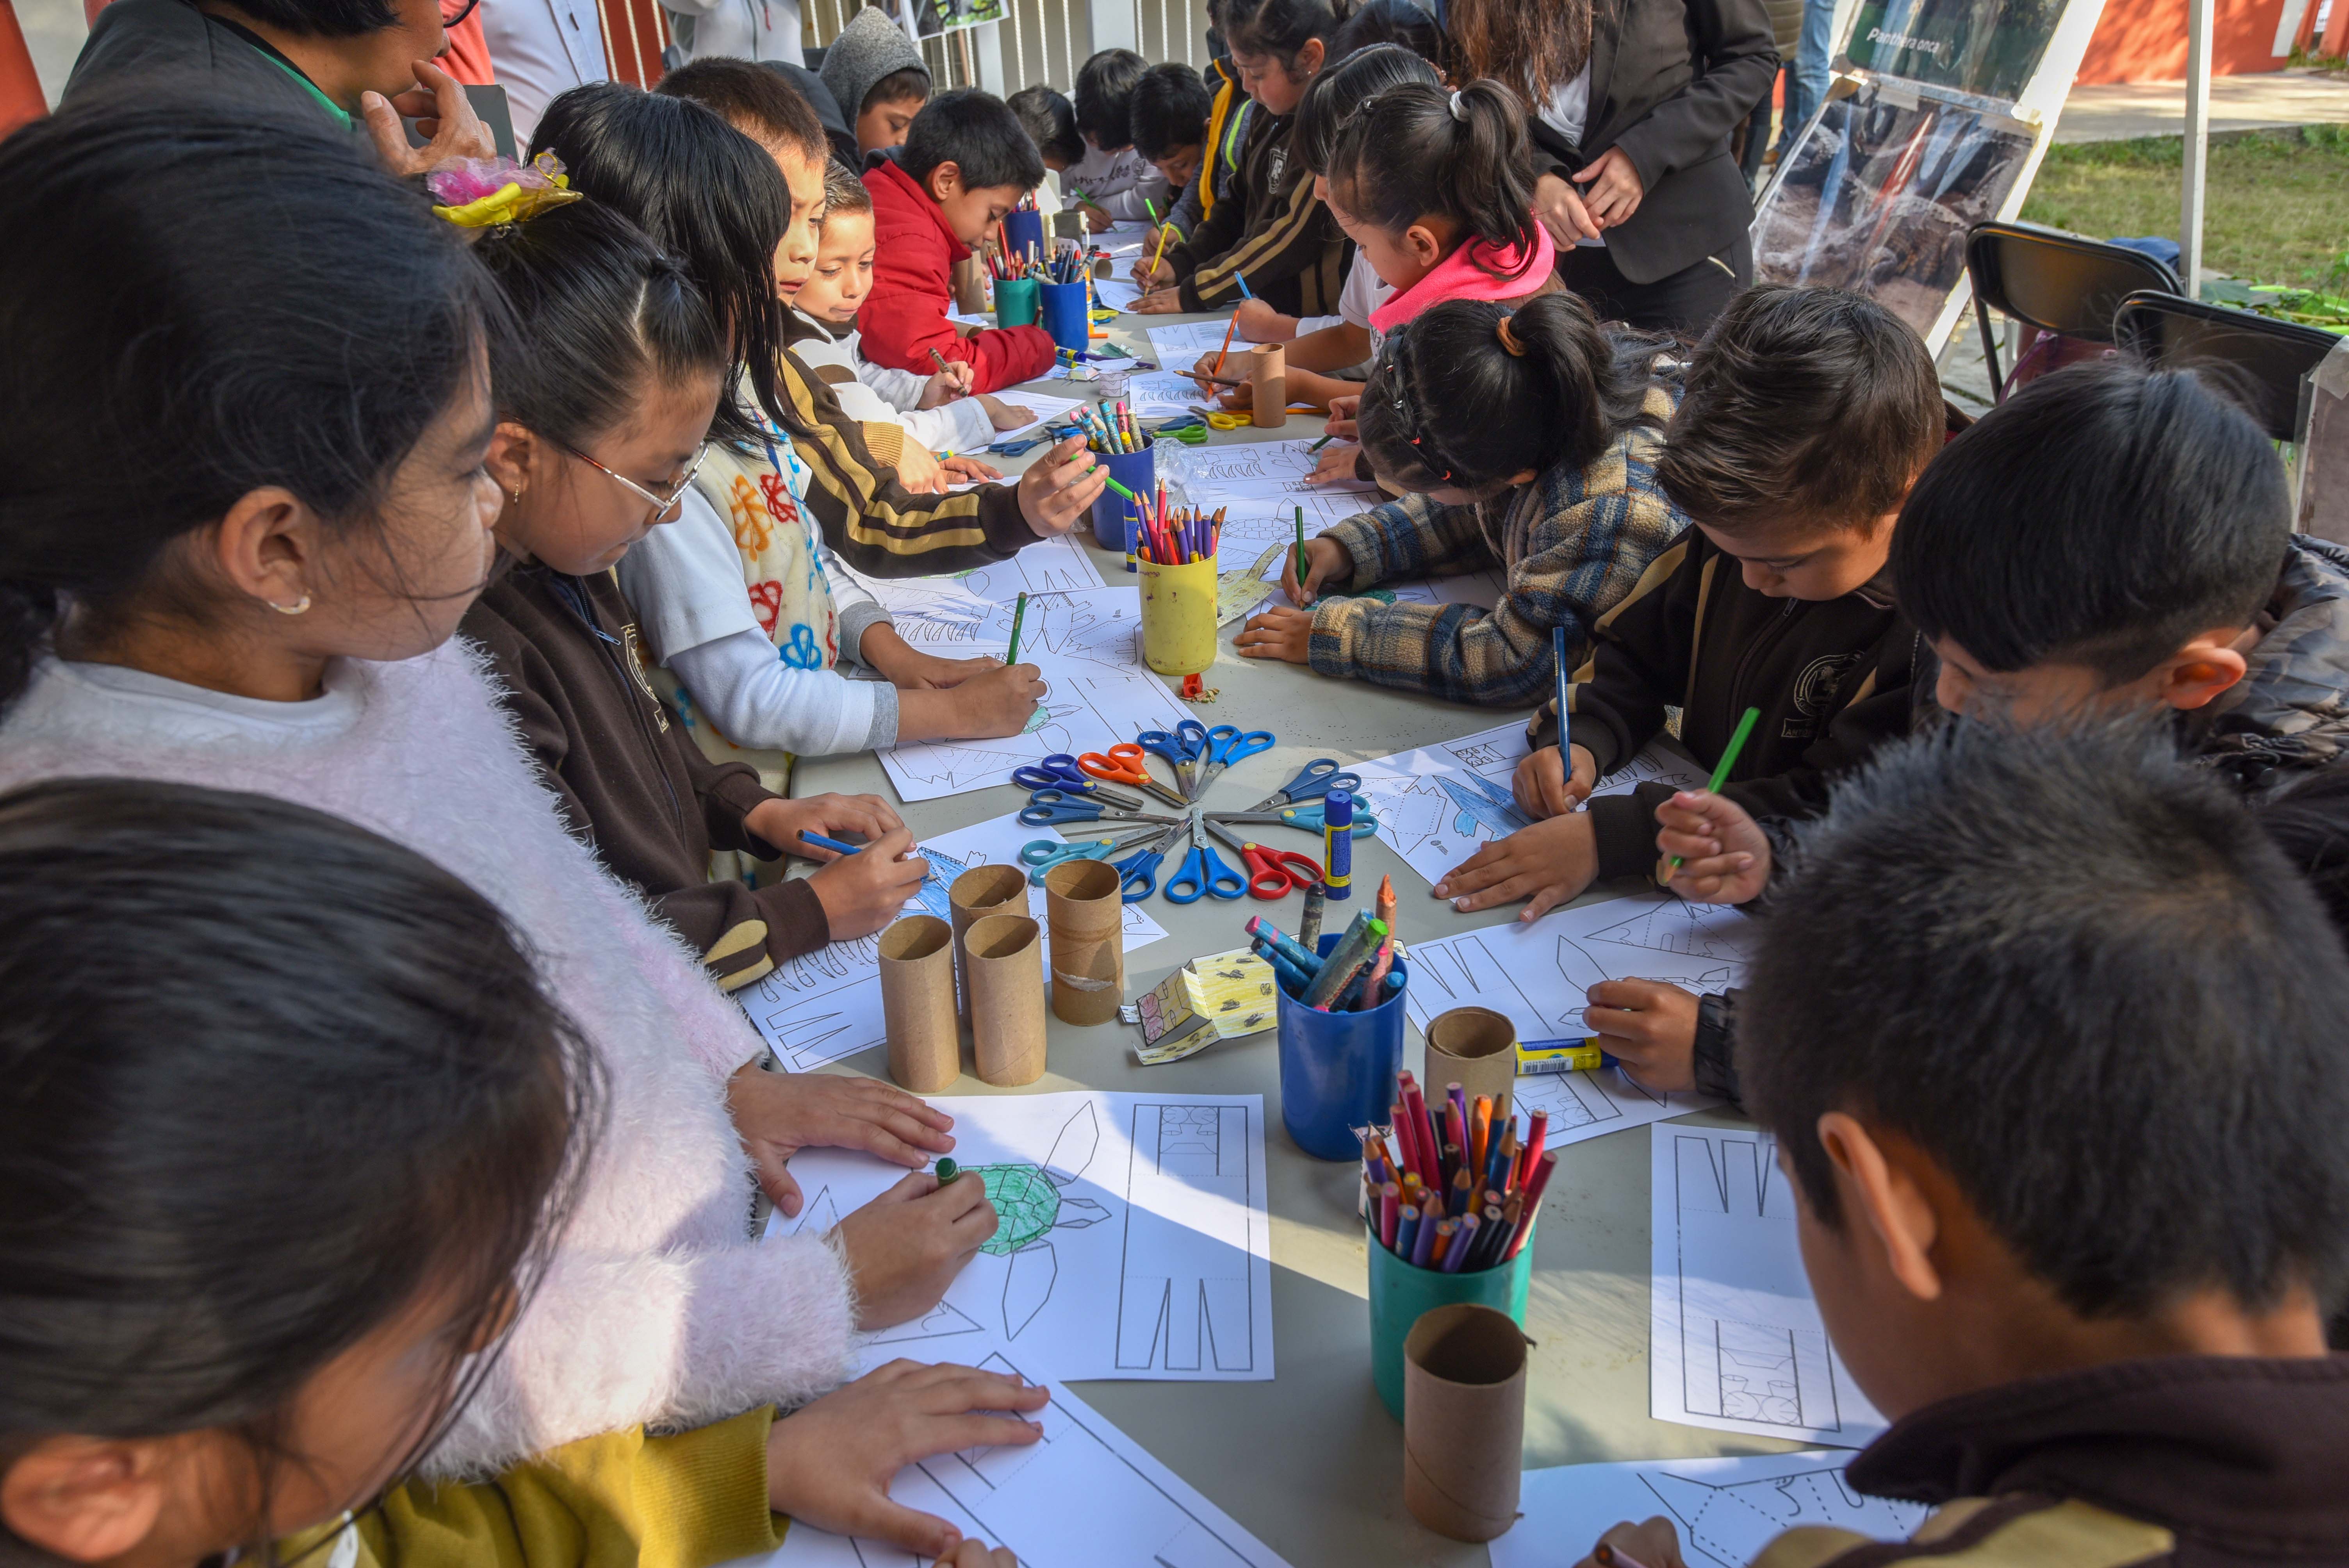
left=1165, top=104, right=1346, bottom=315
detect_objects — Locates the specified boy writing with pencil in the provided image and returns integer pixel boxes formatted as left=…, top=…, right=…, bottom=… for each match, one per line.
left=1577, top=720, right=2349, bottom=1568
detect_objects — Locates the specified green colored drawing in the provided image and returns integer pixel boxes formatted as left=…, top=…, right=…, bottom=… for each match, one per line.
left=968, top=1102, right=1115, bottom=1338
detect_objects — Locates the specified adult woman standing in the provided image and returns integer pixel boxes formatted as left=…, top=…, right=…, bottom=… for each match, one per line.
left=1447, top=0, right=1775, bottom=334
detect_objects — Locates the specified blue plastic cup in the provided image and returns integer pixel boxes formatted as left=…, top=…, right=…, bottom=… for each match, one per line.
left=994, top=276, right=1039, bottom=328
left=1276, top=933, right=1408, bottom=1159
left=1001, top=208, right=1046, bottom=269
left=1088, top=446, right=1155, bottom=553
left=1039, top=278, right=1091, bottom=355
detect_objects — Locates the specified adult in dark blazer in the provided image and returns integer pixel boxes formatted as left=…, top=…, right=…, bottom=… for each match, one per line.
left=1448, top=0, right=1777, bottom=333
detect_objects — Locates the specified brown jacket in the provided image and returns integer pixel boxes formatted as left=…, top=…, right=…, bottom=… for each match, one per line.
left=463, top=553, right=827, bottom=994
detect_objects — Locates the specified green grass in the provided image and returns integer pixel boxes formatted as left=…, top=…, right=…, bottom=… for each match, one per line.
left=2019, top=125, right=2349, bottom=287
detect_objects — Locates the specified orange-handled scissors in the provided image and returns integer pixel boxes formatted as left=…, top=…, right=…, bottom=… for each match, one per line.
left=1079, top=743, right=1191, bottom=810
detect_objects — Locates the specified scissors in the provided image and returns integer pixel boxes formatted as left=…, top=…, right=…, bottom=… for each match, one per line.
left=1200, top=816, right=1324, bottom=900
left=1164, top=818, right=1248, bottom=903
left=1135, top=723, right=1208, bottom=798
left=1078, top=742, right=1191, bottom=810
left=1149, top=415, right=1211, bottom=445
left=1010, top=753, right=1144, bottom=809
left=1018, top=790, right=1184, bottom=829
left=1019, top=829, right=1164, bottom=884
left=1110, top=821, right=1188, bottom=902
left=1192, top=724, right=1276, bottom=797
left=1242, top=757, right=1362, bottom=814
left=1208, top=802, right=1379, bottom=838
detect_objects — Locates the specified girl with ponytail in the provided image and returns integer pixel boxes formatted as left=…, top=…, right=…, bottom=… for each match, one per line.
left=1233, top=292, right=1690, bottom=710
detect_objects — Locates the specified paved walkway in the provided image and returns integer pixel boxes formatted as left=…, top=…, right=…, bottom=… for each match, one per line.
left=2057, top=67, right=2349, bottom=142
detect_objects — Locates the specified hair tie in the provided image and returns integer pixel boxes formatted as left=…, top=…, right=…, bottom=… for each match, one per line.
left=427, top=151, right=582, bottom=228
left=1448, top=89, right=1469, bottom=122
left=1495, top=314, right=1526, bottom=357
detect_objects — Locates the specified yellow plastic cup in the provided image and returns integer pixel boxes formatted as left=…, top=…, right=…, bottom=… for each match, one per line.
left=1138, top=552, right=1218, bottom=677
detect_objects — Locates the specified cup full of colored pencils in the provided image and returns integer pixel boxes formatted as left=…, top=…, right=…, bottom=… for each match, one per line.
left=1362, top=1067, right=1551, bottom=1417
left=1134, top=498, right=1219, bottom=677
left=1081, top=399, right=1160, bottom=556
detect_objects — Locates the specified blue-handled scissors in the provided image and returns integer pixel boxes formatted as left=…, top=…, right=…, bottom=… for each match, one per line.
left=1242, top=757, right=1362, bottom=814
left=1111, top=821, right=1187, bottom=902
left=1010, top=753, right=1144, bottom=809
left=1193, top=724, right=1276, bottom=796
left=1019, top=829, right=1165, bottom=884
left=1164, top=818, right=1248, bottom=903
left=1208, top=802, right=1378, bottom=837
left=1018, top=790, right=1184, bottom=828
left=1134, top=724, right=1207, bottom=799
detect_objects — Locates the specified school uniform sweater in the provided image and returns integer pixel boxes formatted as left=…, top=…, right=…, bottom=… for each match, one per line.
left=0, top=649, right=858, bottom=1475
left=1163, top=103, right=1347, bottom=316
left=859, top=153, right=1056, bottom=392
left=1758, top=1355, right=2349, bottom=1568
left=1306, top=381, right=1684, bottom=704
left=1529, top=527, right=1921, bottom=883
left=462, top=553, right=828, bottom=992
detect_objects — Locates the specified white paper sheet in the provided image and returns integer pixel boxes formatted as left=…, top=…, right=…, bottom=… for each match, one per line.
left=770, top=1092, right=1273, bottom=1382
left=754, top=1360, right=1291, bottom=1568
left=845, top=535, right=1105, bottom=627
left=1492, top=1453, right=1924, bottom=1568
left=1652, top=1124, right=1889, bottom=1447
left=1092, top=278, right=1144, bottom=312
left=1122, top=369, right=1220, bottom=418
left=1147, top=319, right=1243, bottom=363
left=736, top=814, right=1165, bottom=1072
left=979, top=389, right=1087, bottom=445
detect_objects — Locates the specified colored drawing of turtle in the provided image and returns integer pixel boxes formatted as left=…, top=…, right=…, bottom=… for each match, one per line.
left=967, top=1102, right=1113, bottom=1338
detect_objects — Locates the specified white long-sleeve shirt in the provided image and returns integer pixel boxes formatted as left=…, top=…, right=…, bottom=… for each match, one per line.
left=478, top=0, right=607, bottom=144
left=1061, top=140, right=1169, bottom=223
left=663, top=0, right=803, bottom=66
left=791, top=310, right=997, bottom=455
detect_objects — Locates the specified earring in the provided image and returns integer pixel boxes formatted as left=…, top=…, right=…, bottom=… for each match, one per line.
left=510, top=485, right=525, bottom=505
left=271, top=595, right=312, bottom=616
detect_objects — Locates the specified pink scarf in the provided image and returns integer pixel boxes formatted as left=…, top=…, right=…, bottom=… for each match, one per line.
left=1368, top=224, right=1558, bottom=334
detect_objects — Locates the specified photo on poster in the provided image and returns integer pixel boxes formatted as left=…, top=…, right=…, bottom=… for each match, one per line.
left=1844, top=0, right=2064, bottom=103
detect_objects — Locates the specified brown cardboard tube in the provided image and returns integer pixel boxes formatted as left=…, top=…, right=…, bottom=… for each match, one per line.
left=1043, top=858, right=1125, bottom=1025
left=1425, top=1006, right=1516, bottom=1123
left=951, top=255, right=987, bottom=314
left=878, top=916, right=959, bottom=1093
left=965, top=913, right=1048, bottom=1086
left=1402, top=1304, right=1528, bottom=1542
left=949, top=864, right=1028, bottom=1025
left=1249, top=342, right=1287, bottom=429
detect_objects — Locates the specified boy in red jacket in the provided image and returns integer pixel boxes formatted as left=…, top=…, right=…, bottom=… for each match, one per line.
left=863, top=88, right=1057, bottom=393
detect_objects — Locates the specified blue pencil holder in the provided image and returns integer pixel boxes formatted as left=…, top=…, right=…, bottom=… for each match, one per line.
left=1276, top=933, right=1408, bottom=1160
left=1001, top=208, right=1046, bottom=269
left=1039, top=278, right=1091, bottom=354
left=1088, top=446, right=1155, bottom=552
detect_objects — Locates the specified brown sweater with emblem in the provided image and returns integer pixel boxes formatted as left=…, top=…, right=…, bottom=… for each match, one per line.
left=462, top=552, right=828, bottom=995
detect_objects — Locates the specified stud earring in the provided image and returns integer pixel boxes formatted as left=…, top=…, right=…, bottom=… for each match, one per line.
left=271, top=595, right=312, bottom=615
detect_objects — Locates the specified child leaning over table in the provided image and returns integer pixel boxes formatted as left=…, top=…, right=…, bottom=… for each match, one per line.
left=1232, top=293, right=1686, bottom=710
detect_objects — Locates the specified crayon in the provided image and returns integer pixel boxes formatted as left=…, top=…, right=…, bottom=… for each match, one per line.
left=935, top=1157, right=960, bottom=1183
left=1302, top=912, right=1383, bottom=1008
left=1323, top=790, right=1354, bottom=899
left=929, top=347, right=954, bottom=378
left=1358, top=937, right=1395, bottom=1010
left=1005, top=591, right=1029, bottom=665
left=1297, top=881, right=1326, bottom=949
left=1249, top=937, right=1315, bottom=997
left=1668, top=704, right=1763, bottom=872
left=1244, top=915, right=1322, bottom=975
left=1376, top=873, right=1395, bottom=929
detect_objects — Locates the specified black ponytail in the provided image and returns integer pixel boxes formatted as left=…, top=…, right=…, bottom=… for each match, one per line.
left=1331, top=78, right=1538, bottom=276
left=1359, top=293, right=1674, bottom=494
left=1212, top=0, right=1344, bottom=75
left=1292, top=40, right=1437, bottom=176
left=533, top=83, right=796, bottom=447
left=0, top=94, right=501, bottom=714
left=472, top=201, right=728, bottom=449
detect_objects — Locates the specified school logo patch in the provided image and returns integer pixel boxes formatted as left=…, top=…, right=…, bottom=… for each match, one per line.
left=1784, top=652, right=1863, bottom=739
left=1267, top=146, right=1286, bottom=187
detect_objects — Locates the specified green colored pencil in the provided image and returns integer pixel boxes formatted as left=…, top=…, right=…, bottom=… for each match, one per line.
left=1006, top=591, right=1030, bottom=665
left=1292, top=505, right=1305, bottom=591
left=1667, top=705, right=1761, bottom=873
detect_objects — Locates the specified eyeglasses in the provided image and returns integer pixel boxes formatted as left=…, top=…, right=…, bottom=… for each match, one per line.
left=558, top=441, right=710, bottom=524
left=440, top=0, right=482, bottom=27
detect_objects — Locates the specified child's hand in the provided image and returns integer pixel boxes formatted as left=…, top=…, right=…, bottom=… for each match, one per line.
left=1582, top=980, right=1699, bottom=1092
left=937, top=1543, right=1018, bottom=1568
left=1323, top=394, right=1360, bottom=439
left=1280, top=535, right=1349, bottom=607
left=1307, top=441, right=1361, bottom=487
left=1572, top=1520, right=1688, bottom=1568
left=1132, top=288, right=1185, bottom=314
left=1514, top=744, right=1597, bottom=819
left=939, top=455, right=1002, bottom=483
left=896, top=442, right=948, bottom=494
left=765, top=1360, right=1046, bottom=1555
left=361, top=60, right=495, bottom=178
left=1188, top=351, right=1248, bottom=407
left=834, top=1169, right=1000, bottom=1328
left=1234, top=604, right=1314, bottom=664
left=726, top=1064, right=955, bottom=1215
left=1234, top=299, right=1296, bottom=342
left=859, top=626, right=994, bottom=690
left=1016, top=435, right=1107, bottom=538
left=1079, top=201, right=1113, bottom=231
left=1132, top=251, right=1175, bottom=289
left=980, top=395, right=1036, bottom=431
left=749, top=793, right=904, bottom=859
left=806, top=827, right=932, bottom=940
left=918, top=363, right=975, bottom=408
left=1433, top=813, right=1598, bottom=921
left=895, top=663, right=1048, bottom=742
left=1654, top=789, right=1772, bottom=904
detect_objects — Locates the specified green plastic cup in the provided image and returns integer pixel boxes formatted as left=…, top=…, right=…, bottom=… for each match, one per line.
left=1366, top=1216, right=1534, bottom=1420
left=994, top=276, right=1040, bottom=327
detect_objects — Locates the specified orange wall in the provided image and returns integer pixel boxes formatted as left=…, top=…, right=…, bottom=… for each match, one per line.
left=2075, top=0, right=2296, bottom=83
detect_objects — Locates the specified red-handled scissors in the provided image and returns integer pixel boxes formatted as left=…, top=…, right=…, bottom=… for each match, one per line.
left=1079, top=743, right=1191, bottom=809
left=1199, top=816, right=1321, bottom=900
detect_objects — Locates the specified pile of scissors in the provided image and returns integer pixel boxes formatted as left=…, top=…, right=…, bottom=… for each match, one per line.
left=1132, top=720, right=1275, bottom=800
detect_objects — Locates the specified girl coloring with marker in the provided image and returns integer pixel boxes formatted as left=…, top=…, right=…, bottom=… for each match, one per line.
left=0, top=98, right=997, bottom=1479
left=1233, top=291, right=1689, bottom=707
left=0, top=780, right=1043, bottom=1568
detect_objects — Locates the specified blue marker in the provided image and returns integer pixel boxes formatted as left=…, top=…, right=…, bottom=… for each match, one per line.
left=1323, top=789, right=1354, bottom=900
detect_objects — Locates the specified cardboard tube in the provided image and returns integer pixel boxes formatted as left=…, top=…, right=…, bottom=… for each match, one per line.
left=966, top=913, right=1048, bottom=1086
left=951, top=255, right=987, bottom=314
left=1402, top=1304, right=1528, bottom=1542
left=1249, top=342, right=1287, bottom=429
left=950, top=864, right=1029, bottom=1025
left=1044, top=859, right=1125, bottom=1025
left=878, top=916, right=959, bottom=1092
left=1425, top=1006, right=1516, bottom=1123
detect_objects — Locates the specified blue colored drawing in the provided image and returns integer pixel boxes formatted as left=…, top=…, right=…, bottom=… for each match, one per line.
left=909, top=844, right=971, bottom=923
left=1438, top=772, right=1530, bottom=841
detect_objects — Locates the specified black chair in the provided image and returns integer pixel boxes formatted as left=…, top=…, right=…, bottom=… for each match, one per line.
left=2112, top=290, right=2342, bottom=443
left=1964, top=220, right=2183, bottom=400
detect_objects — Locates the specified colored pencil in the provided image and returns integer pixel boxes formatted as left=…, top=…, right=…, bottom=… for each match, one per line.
left=1666, top=704, right=1762, bottom=872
